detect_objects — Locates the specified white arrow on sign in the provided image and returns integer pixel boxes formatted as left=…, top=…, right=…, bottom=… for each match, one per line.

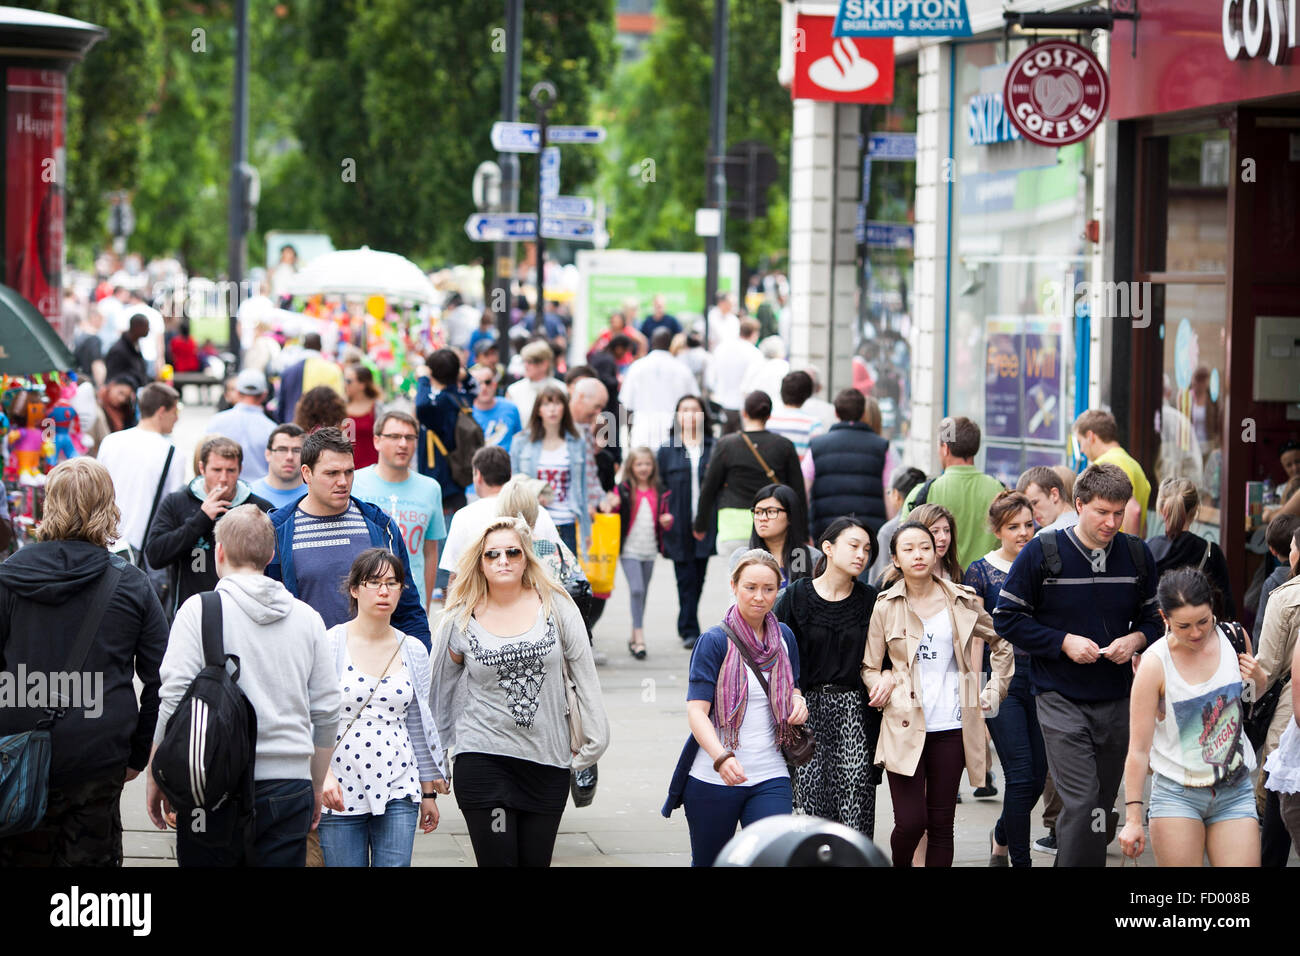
left=540, top=216, right=596, bottom=241
left=464, top=212, right=537, bottom=242
left=541, top=195, right=594, bottom=218
left=490, top=121, right=541, bottom=153
left=546, top=125, right=606, bottom=144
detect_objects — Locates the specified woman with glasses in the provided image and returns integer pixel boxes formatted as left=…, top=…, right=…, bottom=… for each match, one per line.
left=731, top=483, right=815, bottom=588
left=432, top=516, right=608, bottom=866
left=319, top=548, right=448, bottom=867
left=510, top=383, right=598, bottom=555
left=344, top=364, right=381, bottom=469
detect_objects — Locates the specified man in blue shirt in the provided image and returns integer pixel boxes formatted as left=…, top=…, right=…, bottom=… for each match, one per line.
left=206, top=368, right=277, bottom=480
left=994, top=463, right=1162, bottom=867
left=352, top=410, right=446, bottom=612
left=266, top=427, right=430, bottom=647
left=249, top=423, right=307, bottom=511
left=640, top=294, right=682, bottom=341
left=468, top=363, right=521, bottom=450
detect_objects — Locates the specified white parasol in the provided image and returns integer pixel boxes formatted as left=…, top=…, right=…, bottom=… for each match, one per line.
left=284, top=246, right=437, bottom=306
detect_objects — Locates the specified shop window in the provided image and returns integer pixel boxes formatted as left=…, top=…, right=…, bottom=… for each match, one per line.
left=1140, top=129, right=1230, bottom=275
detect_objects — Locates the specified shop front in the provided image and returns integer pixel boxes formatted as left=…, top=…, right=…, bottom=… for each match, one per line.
left=1110, top=0, right=1300, bottom=601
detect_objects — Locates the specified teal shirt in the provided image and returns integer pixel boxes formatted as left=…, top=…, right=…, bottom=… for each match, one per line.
left=351, top=467, right=447, bottom=605
left=903, top=464, right=1007, bottom=572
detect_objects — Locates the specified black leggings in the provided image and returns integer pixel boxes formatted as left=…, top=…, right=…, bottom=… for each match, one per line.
left=461, top=808, right=565, bottom=867
left=886, top=728, right=966, bottom=867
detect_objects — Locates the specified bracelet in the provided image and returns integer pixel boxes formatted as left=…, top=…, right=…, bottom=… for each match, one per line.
left=422, top=792, right=438, bottom=800
left=1125, top=800, right=1143, bottom=806
left=713, top=750, right=735, bottom=771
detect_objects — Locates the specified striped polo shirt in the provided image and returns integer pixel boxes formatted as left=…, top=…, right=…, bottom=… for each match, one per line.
left=291, top=501, right=372, bottom=627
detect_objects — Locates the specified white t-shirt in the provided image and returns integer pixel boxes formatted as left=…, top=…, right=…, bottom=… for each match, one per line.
left=506, top=377, right=548, bottom=425
left=438, top=493, right=561, bottom=572
left=689, top=665, right=789, bottom=786
left=97, top=426, right=186, bottom=550
left=537, top=444, right=575, bottom=525
left=917, top=610, right=962, bottom=732
left=707, top=338, right=761, bottom=411
left=619, top=351, right=700, bottom=449
left=685, top=443, right=703, bottom=519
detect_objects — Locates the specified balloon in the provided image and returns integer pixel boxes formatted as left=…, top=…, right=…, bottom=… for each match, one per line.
left=366, top=295, right=387, bottom=321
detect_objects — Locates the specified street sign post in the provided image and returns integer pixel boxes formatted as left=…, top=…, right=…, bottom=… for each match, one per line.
left=540, top=216, right=596, bottom=241
left=546, top=125, right=606, bottom=144
left=464, top=212, right=537, bottom=242
left=490, top=121, right=541, bottom=153
left=541, top=195, right=594, bottom=218
left=541, top=147, right=560, bottom=198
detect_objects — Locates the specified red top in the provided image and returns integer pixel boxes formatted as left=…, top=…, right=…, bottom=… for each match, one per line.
left=169, top=335, right=200, bottom=373
left=350, top=405, right=378, bottom=469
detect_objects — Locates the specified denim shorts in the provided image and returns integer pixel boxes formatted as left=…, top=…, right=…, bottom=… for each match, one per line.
left=1148, top=772, right=1258, bottom=825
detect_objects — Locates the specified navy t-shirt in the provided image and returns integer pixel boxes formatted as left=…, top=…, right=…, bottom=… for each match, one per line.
left=291, top=501, right=372, bottom=627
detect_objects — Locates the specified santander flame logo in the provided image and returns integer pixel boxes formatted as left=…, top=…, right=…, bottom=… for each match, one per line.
left=807, top=37, right=880, bottom=93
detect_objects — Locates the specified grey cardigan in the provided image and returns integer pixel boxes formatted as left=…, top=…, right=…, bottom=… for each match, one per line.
left=326, top=624, right=448, bottom=782
left=430, top=591, right=609, bottom=772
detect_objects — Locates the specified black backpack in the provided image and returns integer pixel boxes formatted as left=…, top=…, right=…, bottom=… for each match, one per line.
left=151, top=592, right=257, bottom=818
left=427, top=395, right=485, bottom=488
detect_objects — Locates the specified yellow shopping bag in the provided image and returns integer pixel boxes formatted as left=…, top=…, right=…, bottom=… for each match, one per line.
left=580, top=513, right=620, bottom=598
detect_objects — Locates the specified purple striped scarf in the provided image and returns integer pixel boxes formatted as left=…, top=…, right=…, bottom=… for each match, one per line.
left=714, top=604, right=795, bottom=752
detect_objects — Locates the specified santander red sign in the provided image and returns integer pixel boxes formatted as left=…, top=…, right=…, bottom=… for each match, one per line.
left=1003, top=41, right=1109, bottom=147
left=792, top=14, right=895, bottom=104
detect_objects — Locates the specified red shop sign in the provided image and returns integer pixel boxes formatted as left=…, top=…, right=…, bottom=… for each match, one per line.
left=1003, top=41, right=1108, bottom=148
left=792, top=13, right=895, bottom=104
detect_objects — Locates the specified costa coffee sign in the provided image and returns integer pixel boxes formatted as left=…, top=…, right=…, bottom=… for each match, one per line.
left=1223, top=0, right=1296, bottom=64
left=1003, top=42, right=1108, bottom=148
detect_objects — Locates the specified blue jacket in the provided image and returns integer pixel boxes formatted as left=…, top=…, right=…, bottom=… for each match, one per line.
left=265, top=496, right=431, bottom=648
left=415, top=377, right=467, bottom=501
left=657, top=437, right=716, bottom=562
left=662, top=622, right=800, bottom=817
left=510, top=431, right=594, bottom=542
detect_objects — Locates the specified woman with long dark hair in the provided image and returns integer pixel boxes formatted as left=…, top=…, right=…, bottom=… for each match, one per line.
left=1119, top=567, right=1263, bottom=866
left=732, top=483, right=815, bottom=587
left=659, top=395, right=716, bottom=650
left=510, top=383, right=598, bottom=554
left=344, top=364, right=381, bottom=469
left=775, top=516, right=881, bottom=835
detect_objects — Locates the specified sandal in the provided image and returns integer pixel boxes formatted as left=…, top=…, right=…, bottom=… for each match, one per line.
left=628, top=640, right=647, bottom=660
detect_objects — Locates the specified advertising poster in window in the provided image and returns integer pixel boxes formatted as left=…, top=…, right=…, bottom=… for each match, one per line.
left=984, top=315, right=1064, bottom=443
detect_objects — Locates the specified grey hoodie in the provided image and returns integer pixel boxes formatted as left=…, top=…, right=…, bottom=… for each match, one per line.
left=154, top=573, right=340, bottom=781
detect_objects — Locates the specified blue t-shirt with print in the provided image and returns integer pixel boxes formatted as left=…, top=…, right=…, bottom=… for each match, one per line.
left=351, top=467, right=447, bottom=606
left=472, top=400, right=522, bottom=450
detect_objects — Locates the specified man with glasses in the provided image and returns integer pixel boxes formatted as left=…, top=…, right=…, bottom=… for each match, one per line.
left=250, top=423, right=308, bottom=510
left=266, top=427, right=431, bottom=648
left=352, top=410, right=446, bottom=613
left=468, top=364, right=521, bottom=450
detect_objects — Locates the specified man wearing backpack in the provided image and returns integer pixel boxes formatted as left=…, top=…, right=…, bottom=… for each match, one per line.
left=993, top=464, right=1163, bottom=867
left=146, top=505, right=340, bottom=866
left=416, top=348, right=482, bottom=517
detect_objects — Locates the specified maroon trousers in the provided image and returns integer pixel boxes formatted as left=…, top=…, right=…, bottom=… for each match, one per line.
left=886, top=728, right=966, bottom=867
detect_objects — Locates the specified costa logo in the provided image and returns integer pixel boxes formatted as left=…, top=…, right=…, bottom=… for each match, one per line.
left=1003, top=40, right=1109, bottom=148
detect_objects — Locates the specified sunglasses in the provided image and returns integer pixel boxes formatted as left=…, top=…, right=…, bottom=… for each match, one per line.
left=483, top=547, right=525, bottom=562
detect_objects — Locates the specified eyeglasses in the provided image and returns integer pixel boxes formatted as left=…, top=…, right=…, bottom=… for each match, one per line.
left=483, top=547, right=525, bottom=562
left=752, top=507, right=787, bottom=519
left=270, top=446, right=302, bottom=456
left=359, top=579, right=403, bottom=591
left=378, top=433, right=418, bottom=443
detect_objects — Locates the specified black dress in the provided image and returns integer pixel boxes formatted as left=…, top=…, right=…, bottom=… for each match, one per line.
left=774, top=577, right=880, bottom=837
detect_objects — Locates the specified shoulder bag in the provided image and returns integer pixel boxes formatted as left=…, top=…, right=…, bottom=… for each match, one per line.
left=1217, top=620, right=1289, bottom=751
left=0, top=560, right=123, bottom=836
left=720, top=622, right=815, bottom=766
left=739, top=432, right=778, bottom=484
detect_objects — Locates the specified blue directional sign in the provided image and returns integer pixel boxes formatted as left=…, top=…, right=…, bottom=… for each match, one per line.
left=865, top=221, right=914, bottom=249
left=540, top=216, right=596, bottom=241
left=490, top=122, right=541, bottom=153
left=834, top=0, right=972, bottom=38
left=464, top=212, right=537, bottom=242
left=541, top=147, right=560, bottom=198
left=541, top=195, right=594, bottom=218
left=546, top=125, right=606, bottom=144
left=867, top=132, right=916, bottom=161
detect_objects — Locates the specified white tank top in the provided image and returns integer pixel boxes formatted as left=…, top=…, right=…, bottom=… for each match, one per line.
left=1148, top=631, right=1255, bottom=787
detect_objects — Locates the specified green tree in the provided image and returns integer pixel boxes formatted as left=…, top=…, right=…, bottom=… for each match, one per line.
left=597, top=0, right=791, bottom=270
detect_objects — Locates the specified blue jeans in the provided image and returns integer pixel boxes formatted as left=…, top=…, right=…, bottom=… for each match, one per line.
left=175, top=779, right=314, bottom=867
left=683, top=775, right=792, bottom=867
left=317, top=798, right=419, bottom=867
left=986, top=670, right=1049, bottom=867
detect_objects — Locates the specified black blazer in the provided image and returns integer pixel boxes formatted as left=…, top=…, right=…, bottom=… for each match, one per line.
left=657, top=436, right=716, bottom=561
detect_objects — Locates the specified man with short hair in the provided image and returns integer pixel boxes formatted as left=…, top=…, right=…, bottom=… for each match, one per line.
left=266, top=427, right=431, bottom=647
left=506, top=339, right=555, bottom=423
left=98, top=383, right=185, bottom=554
left=766, top=370, right=824, bottom=462
left=276, top=332, right=345, bottom=424
left=352, top=409, right=446, bottom=612
left=618, top=327, right=699, bottom=450
left=707, top=317, right=762, bottom=434
left=145, top=436, right=273, bottom=613
left=469, top=363, right=522, bottom=449
left=804, top=387, right=890, bottom=542
left=902, top=415, right=1007, bottom=570
left=206, top=368, right=277, bottom=480
left=103, top=313, right=152, bottom=390
left=707, top=291, right=739, bottom=347
left=1073, top=408, right=1150, bottom=536
left=440, top=445, right=561, bottom=584
left=250, top=423, right=307, bottom=510
left=1017, top=465, right=1079, bottom=535
left=147, top=504, right=341, bottom=867
left=73, top=305, right=106, bottom=386
left=640, top=293, right=681, bottom=341
left=994, top=463, right=1162, bottom=867
left=416, top=348, right=473, bottom=514
left=801, top=366, right=838, bottom=431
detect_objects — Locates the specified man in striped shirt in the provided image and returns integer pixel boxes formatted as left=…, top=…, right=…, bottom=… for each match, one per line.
left=765, top=372, right=824, bottom=462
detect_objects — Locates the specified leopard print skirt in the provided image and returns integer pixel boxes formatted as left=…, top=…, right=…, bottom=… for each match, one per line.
left=793, top=686, right=880, bottom=839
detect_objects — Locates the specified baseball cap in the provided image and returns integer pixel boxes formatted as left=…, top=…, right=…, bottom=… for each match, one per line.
left=236, top=368, right=268, bottom=396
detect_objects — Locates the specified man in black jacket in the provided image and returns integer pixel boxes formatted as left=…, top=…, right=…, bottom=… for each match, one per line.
left=145, top=435, right=272, bottom=617
left=103, top=313, right=151, bottom=390
left=0, top=458, right=168, bottom=866
left=806, top=387, right=889, bottom=542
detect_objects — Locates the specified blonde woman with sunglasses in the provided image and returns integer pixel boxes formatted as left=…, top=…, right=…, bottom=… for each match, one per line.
left=431, top=516, right=609, bottom=866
